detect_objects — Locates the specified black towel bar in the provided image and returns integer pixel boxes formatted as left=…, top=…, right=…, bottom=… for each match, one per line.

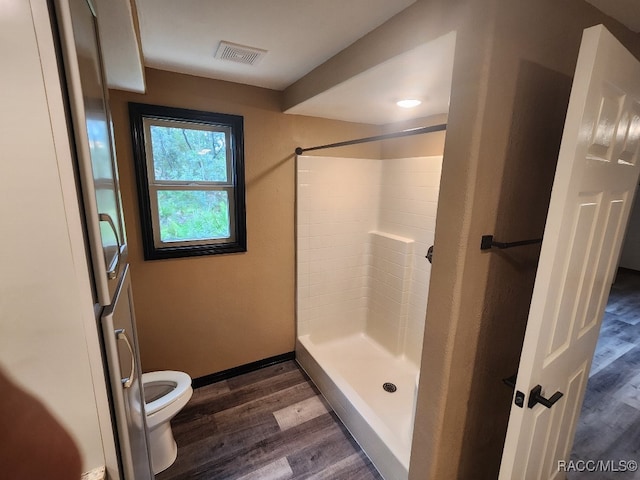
left=481, top=235, right=543, bottom=251
left=502, top=374, right=517, bottom=390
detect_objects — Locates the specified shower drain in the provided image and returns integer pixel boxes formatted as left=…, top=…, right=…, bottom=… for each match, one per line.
left=383, top=382, right=397, bottom=393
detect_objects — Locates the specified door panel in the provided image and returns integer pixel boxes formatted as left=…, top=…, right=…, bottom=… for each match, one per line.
left=101, top=265, right=153, bottom=480
left=499, top=25, right=640, bottom=479
left=55, top=0, right=127, bottom=305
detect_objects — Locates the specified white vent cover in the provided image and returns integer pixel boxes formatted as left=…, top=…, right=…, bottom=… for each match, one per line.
left=214, top=41, right=267, bottom=66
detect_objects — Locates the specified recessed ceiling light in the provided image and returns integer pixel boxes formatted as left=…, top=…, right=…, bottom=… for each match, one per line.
left=396, top=99, right=422, bottom=108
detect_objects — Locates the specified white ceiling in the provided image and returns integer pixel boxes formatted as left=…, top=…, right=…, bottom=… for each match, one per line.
left=124, top=0, right=640, bottom=126
left=134, top=0, right=415, bottom=91
left=285, top=32, right=456, bottom=125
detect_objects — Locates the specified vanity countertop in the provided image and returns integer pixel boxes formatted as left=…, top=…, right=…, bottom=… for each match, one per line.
left=81, top=466, right=105, bottom=480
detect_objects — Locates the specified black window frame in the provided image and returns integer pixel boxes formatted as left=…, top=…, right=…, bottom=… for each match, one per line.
left=129, top=102, right=246, bottom=260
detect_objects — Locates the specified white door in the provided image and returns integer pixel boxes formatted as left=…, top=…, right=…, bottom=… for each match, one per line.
left=499, top=25, right=640, bottom=479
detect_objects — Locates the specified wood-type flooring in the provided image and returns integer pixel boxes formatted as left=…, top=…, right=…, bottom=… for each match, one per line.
left=156, top=269, right=640, bottom=479
left=569, top=268, right=640, bottom=479
left=156, top=360, right=383, bottom=480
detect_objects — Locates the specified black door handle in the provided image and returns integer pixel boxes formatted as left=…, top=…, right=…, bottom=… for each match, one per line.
left=527, top=384, right=563, bottom=409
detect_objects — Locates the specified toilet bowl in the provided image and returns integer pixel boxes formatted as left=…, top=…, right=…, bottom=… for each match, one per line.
left=142, top=370, right=193, bottom=474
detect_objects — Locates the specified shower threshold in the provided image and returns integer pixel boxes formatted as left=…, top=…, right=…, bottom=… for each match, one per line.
left=296, top=332, right=418, bottom=480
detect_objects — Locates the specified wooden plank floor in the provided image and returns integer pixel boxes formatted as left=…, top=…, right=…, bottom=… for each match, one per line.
left=569, top=269, right=640, bottom=479
left=157, top=360, right=383, bottom=480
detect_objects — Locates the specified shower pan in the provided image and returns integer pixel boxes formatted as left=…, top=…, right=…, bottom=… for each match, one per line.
left=295, top=151, right=443, bottom=480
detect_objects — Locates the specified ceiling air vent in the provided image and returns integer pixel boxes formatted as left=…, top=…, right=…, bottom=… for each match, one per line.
left=214, top=41, right=267, bottom=66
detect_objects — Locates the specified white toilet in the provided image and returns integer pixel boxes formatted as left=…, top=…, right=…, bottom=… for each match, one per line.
left=142, top=370, right=193, bottom=474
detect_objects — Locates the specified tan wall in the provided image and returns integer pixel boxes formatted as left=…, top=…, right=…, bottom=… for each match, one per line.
left=452, top=2, right=640, bottom=478
left=283, top=1, right=640, bottom=479
left=111, top=1, right=640, bottom=477
left=109, top=68, right=381, bottom=379
left=380, top=114, right=448, bottom=159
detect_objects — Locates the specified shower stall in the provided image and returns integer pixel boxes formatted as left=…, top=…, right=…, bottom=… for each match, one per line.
left=295, top=145, right=443, bottom=480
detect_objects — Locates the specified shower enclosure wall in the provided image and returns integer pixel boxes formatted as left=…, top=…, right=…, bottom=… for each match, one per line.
left=295, top=154, right=442, bottom=480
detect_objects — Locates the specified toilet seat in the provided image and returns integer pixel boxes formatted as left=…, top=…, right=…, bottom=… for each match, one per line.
left=142, top=370, right=192, bottom=415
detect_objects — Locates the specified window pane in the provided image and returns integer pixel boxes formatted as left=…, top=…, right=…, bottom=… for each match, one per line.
left=130, top=103, right=246, bottom=259
left=157, top=190, right=230, bottom=242
left=150, top=125, right=228, bottom=182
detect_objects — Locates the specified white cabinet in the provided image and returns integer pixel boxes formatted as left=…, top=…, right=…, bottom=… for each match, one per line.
left=56, top=0, right=128, bottom=306
left=0, top=0, right=117, bottom=475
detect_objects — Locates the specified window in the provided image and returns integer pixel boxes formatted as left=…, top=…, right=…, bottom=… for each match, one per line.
left=129, top=103, right=246, bottom=260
